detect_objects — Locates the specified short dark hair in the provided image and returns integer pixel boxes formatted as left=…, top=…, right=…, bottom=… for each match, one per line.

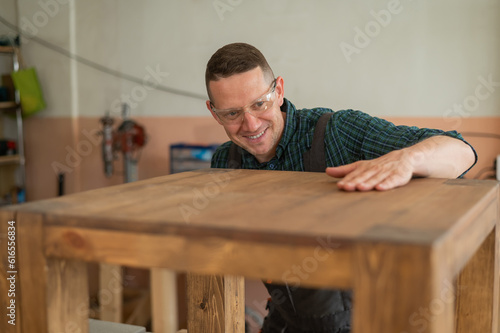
left=205, top=43, right=275, bottom=99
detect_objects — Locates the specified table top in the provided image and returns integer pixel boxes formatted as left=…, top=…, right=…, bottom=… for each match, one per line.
left=6, top=169, right=498, bottom=248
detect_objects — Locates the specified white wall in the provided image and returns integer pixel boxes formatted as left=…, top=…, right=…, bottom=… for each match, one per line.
left=8, top=0, right=500, bottom=118
left=0, top=0, right=17, bottom=34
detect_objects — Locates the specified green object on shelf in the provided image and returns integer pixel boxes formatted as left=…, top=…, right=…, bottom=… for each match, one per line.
left=11, top=67, right=46, bottom=116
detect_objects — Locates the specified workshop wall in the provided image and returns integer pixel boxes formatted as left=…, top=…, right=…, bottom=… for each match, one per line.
left=1, top=0, right=499, bottom=200
left=22, top=116, right=500, bottom=201
left=14, top=0, right=500, bottom=118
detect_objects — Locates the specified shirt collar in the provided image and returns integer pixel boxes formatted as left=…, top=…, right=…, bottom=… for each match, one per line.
left=274, top=98, right=297, bottom=158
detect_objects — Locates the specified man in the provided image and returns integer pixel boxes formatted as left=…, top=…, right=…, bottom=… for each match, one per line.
left=205, top=43, right=476, bottom=332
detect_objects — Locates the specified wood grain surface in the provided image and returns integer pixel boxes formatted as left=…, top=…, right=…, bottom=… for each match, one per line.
left=46, top=258, right=88, bottom=333
left=0, top=169, right=497, bottom=333
left=187, top=274, right=244, bottom=333
left=43, top=225, right=353, bottom=289
left=455, top=227, right=499, bottom=333
left=8, top=169, right=498, bottom=247
left=17, top=212, right=48, bottom=333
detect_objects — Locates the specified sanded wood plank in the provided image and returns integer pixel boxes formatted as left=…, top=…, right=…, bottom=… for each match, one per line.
left=44, top=226, right=352, bottom=289
left=224, top=274, right=245, bottom=332
left=99, top=263, right=123, bottom=322
left=456, top=227, right=499, bottom=333
left=438, top=196, right=497, bottom=277
left=2, top=171, right=497, bottom=333
left=18, top=170, right=496, bottom=249
left=187, top=274, right=224, bottom=332
left=353, top=242, right=454, bottom=333
left=151, top=268, right=178, bottom=333
left=497, top=218, right=500, bottom=333
left=187, top=274, right=244, bottom=333
left=17, top=211, right=48, bottom=333
left=47, top=258, right=89, bottom=333
left=0, top=209, right=21, bottom=333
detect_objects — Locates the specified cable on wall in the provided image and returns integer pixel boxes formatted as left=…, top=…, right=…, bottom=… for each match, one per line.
left=460, top=132, right=500, bottom=140
left=0, top=14, right=207, bottom=101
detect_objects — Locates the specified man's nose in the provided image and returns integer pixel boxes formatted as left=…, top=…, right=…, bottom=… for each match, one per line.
left=241, top=110, right=261, bottom=131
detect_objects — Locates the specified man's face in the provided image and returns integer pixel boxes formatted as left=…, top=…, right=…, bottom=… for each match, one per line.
left=206, top=67, right=285, bottom=163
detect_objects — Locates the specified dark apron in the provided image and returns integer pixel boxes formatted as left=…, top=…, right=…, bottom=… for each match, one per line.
left=228, top=113, right=352, bottom=333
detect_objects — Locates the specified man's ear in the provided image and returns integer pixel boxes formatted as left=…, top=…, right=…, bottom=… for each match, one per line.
left=207, top=100, right=223, bottom=125
left=275, top=76, right=285, bottom=107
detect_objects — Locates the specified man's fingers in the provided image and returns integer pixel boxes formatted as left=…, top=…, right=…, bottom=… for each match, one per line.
left=339, top=167, right=391, bottom=191
left=326, top=152, right=415, bottom=191
left=327, top=163, right=378, bottom=191
left=325, top=164, right=357, bottom=178
left=374, top=172, right=412, bottom=191
left=328, top=161, right=413, bottom=191
left=337, top=171, right=378, bottom=190
left=341, top=168, right=411, bottom=191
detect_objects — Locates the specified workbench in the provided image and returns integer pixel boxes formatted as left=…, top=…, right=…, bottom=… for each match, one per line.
left=0, top=169, right=498, bottom=332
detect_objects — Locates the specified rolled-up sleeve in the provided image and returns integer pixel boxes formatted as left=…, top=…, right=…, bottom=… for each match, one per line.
left=326, top=110, right=477, bottom=177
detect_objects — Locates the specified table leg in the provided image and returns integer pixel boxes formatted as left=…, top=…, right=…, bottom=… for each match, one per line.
left=17, top=212, right=49, bottom=333
left=186, top=274, right=245, bottom=332
left=99, top=263, right=123, bottom=322
left=47, top=257, right=89, bottom=333
left=455, top=226, right=499, bottom=333
left=353, top=242, right=454, bottom=333
left=151, top=268, right=178, bottom=333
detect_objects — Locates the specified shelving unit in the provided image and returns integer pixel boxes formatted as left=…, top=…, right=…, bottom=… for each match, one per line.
left=0, top=45, right=26, bottom=205
left=170, top=143, right=219, bottom=174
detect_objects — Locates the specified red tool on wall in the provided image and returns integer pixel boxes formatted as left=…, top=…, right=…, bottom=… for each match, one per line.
left=100, top=103, right=147, bottom=182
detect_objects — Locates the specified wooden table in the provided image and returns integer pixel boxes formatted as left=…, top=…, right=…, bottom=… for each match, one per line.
left=0, top=169, right=498, bottom=333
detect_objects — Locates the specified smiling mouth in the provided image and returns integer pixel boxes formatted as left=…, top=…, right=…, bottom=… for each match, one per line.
left=247, top=129, right=266, bottom=139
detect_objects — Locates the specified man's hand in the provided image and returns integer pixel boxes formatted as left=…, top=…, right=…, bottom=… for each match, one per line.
left=326, top=149, right=413, bottom=191
left=326, top=136, right=476, bottom=192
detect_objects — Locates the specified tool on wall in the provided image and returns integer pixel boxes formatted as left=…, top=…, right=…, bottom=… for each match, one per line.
left=98, top=103, right=148, bottom=325
left=100, top=103, right=147, bottom=182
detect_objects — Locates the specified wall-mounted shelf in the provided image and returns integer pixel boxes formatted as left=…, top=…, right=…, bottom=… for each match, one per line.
left=0, top=155, right=20, bottom=166
left=0, top=45, right=26, bottom=205
left=0, top=101, right=19, bottom=110
left=170, top=143, right=219, bottom=174
left=0, top=46, right=15, bottom=54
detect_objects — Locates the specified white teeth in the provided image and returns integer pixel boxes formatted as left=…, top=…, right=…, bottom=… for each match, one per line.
left=248, top=130, right=265, bottom=139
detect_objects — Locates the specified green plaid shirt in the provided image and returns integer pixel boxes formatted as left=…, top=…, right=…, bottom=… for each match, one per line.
left=211, top=98, right=476, bottom=175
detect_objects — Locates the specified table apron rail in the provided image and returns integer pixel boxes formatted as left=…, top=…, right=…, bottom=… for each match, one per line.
left=43, top=226, right=354, bottom=289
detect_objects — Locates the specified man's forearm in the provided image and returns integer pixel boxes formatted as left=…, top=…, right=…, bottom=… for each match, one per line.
left=406, top=135, right=476, bottom=178
left=326, top=135, right=476, bottom=191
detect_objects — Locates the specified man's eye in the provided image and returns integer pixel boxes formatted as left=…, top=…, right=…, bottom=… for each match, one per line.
left=223, top=110, right=240, bottom=119
left=253, top=101, right=265, bottom=110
